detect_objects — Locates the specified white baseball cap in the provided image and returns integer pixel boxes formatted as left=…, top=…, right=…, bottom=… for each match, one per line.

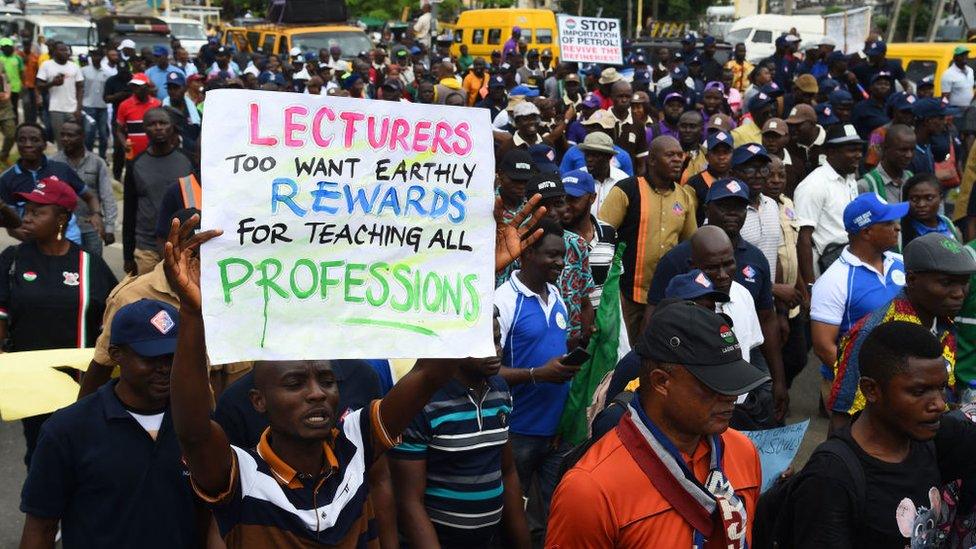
left=119, top=39, right=136, bottom=50
left=512, top=101, right=540, bottom=118
left=289, top=46, right=302, bottom=57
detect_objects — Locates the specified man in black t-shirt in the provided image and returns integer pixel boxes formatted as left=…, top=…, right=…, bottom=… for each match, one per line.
left=789, top=321, right=976, bottom=548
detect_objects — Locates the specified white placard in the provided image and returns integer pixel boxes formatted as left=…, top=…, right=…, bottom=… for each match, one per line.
left=557, top=15, right=623, bottom=65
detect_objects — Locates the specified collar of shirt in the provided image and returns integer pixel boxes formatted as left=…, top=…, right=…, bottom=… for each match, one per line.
left=509, top=269, right=560, bottom=303
left=256, top=427, right=339, bottom=489
left=910, top=216, right=950, bottom=237
left=610, top=108, right=633, bottom=125
left=13, top=155, right=48, bottom=175
left=818, top=160, right=857, bottom=187
left=512, top=132, right=541, bottom=147
left=747, top=193, right=777, bottom=214
left=99, top=379, right=164, bottom=421
left=800, top=125, right=827, bottom=150
left=875, top=162, right=907, bottom=187
left=839, top=247, right=902, bottom=279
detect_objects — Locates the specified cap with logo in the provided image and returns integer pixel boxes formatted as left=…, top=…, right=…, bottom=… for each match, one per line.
left=731, top=143, right=771, bottom=167
left=381, top=78, right=403, bottom=92
left=110, top=299, right=180, bottom=357
left=707, top=113, right=734, bottom=133
left=825, top=124, right=866, bottom=146
left=865, top=40, right=887, bottom=57
left=525, top=172, right=565, bottom=200
left=760, top=82, right=784, bottom=98
left=499, top=149, right=536, bottom=181
left=527, top=144, right=559, bottom=174
left=819, top=78, right=840, bottom=95
left=581, top=93, right=601, bottom=109
left=582, top=109, right=616, bottom=130
left=681, top=33, right=696, bottom=44
left=635, top=301, right=770, bottom=395
left=165, top=71, right=186, bottom=87
left=665, top=269, right=731, bottom=303
left=578, top=131, right=616, bottom=154
left=152, top=45, right=169, bottom=58
left=870, top=70, right=895, bottom=85
left=888, top=92, right=917, bottom=112
left=14, top=176, right=78, bottom=211
left=289, top=46, right=302, bottom=58
left=785, top=104, right=817, bottom=125
left=671, top=65, right=689, bottom=80
left=705, top=177, right=750, bottom=203
left=119, top=38, right=136, bottom=50
left=904, top=233, right=976, bottom=274
left=706, top=130, right=734, bottom=151
left=631, top=91, right=650, bottom=104
left=842, top=193, right=909, bottom=233
left=748, top=91, right=776, bottom=112
left=816, top=103, right=840, bottom=125
left=762, top=118, right=788, bottom=136
left=488, top=75, right=506, bottom=89
left=663, top=92, right=687, bottom=105
left=561, top=169, right=596, bottom=197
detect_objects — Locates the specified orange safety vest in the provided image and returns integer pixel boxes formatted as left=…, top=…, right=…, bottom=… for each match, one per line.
left=179, top=174, right=202, bottom=209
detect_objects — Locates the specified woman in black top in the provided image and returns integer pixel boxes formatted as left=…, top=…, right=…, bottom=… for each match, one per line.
left=0, top=176, right=117, bottom=467
left=900, top=173, right=962, bottom=250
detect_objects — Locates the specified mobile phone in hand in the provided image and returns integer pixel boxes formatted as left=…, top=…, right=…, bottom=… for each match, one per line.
left=563, top=347, right=591, bottom=367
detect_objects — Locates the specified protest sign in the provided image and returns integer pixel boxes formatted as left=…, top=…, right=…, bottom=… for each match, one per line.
left=200, top=90, right=496, bottom=364
left=744, top=419, right=810, bottom=492
left=557, top=15, right=623, bottom=65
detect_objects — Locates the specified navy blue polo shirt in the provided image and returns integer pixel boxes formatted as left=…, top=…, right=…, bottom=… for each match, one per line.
left=910, top=142, right=936, bottom=175
left=389, top=376, right=513, bottom=535
left=0, top=156, right=88, bottom=243
left=214, top=360, right=383, bottom=448
left=852, top=60, right=906, bottom=89
left=647, top=236, right=774, bottom=309
left=20, top=381, right=198, bottom=548
left=851, top=98, right=890, bottom=140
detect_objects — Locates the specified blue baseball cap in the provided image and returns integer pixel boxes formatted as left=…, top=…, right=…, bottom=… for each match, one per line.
left=528, top=144, right=559, bottom=174
left=303, top=51, right=316, bottom=62
left=707, top=130, right=734, bottom=151
left=819, top=77, right=840, bottom=95
left=706, top=177, right=750, bottom=204
left=828, top=89, right=853, bottom=105
left=682, top=33, right=696, bottom=44
left=581, top=93, right=601, bottom=109
left=687, top=54, right=702, bottom=65
left=561, top=169, right=596, bottom=197
left=510, top=84, right=540, bottom=97
left=865, top=40, right=887, bottom=57
left=488, top=75, right=506, bottom=89
left=583, top=64, right=602, bottom=77
left=748, top=91, right=776, bottom=112
left=152, top=45, right=169, bottom=57
left=888, top=91, right=917, bottom=111
left=665, top=269, right=730, bottom=303
left=110, top=299, right=179, bottom=357
left=165, top=71, right=186, bottom=87
left=870, top=70, right=895, bottom=85
left=760, top=82, right=783, bottom=97
left=913, top=97, right=947, bottom=118
left=671, top=65, right=689, bottom=80
left=631, top=54, right=647, bottom=65
left=843, top=192, right=909, bottom=233
left=731, top=143, right=771, bottom=166
left=633, top=69, right=651, bottom=83
left=410, top=46, right=422, bottom=55
left=816, top=103, right=840, bottom=125
left=826, top=51, right=847, bottom=65
left=663, top=92, right=687, bottom=105
left=703, top=35, right=716, bottom=46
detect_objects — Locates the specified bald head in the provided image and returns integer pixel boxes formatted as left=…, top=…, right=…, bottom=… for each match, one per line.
left=885, top=123, right=915, bottom=147
left=691, top=225, right=734, bottom=260
left=689, top=226, right=736, bottom=293
left=649, top=134, right=681, bottom=156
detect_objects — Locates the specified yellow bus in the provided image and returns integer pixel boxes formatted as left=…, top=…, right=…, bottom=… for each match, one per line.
left=450, top=9, right=559, bottom=60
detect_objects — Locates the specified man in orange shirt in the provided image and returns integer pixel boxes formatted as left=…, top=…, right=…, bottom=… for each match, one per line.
left=546, top=300, right=767, bottom=548
left=462, top=57, right=489, bottom=106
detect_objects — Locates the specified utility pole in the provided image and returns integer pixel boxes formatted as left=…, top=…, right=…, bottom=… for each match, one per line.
left=784, top=0, right=792, bottom=16
left=887, top=0, right=903, bottom=42
left=926, top=0, right=946, bottom=41
left=907, top=0, right=921, bottom=41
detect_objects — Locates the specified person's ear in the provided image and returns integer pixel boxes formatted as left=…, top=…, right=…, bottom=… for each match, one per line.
left=108, top=345, right=125, bottom=365
left=248, top=388, right=267, bottom=414
left=860, top=376, right=881, bottom=405
left=649, top=366, right=672, bottom=398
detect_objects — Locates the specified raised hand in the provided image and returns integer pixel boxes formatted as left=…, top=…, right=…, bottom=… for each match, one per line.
left=495, top=193, right=547, bottom=273
left=162, top=214, right=223, bottom=314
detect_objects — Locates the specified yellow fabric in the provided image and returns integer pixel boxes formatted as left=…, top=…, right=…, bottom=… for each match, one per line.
left=731, top=119, right=762, bottom=147
left=624, top=378, right=640, bottom=392
left=955, top=139, right=976, bottom=222
left=0, top=348, right=93, bottom=420
left=389, top=358, right=416, bottom=384
left=724, top=59, right=755, bottom=93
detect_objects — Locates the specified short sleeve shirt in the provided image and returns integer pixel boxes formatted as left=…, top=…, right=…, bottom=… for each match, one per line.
left=810, top=247, right=905, bottom=335
left=37, top=59, right=83, bottom=113
left=793, top=162, right=860, bottom=255
left=116, top=96, right=162, bottom=158
left=740, top=194, right=782, bottom=282
left=941, top=63, right=975, bottom=107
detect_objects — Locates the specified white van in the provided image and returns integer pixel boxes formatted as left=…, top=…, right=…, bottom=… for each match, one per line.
left=15, top=14, right=94, bottom=54
left=159, top=16, right=207, bottom=56
left=725, top=14, right=824, bottom=62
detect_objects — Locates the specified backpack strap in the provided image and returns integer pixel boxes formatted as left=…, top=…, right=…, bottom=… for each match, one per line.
left=813, top=438, right=866, bottom=522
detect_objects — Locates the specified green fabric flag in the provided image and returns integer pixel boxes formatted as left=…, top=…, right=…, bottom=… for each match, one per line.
left=556, top=242, right=626, bottom=445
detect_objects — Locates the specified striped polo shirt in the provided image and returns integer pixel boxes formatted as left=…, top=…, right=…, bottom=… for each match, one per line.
left=193, top=400, right=398, bottom=548
left=740, top=193, right=782, bottom=282
left=389, top=376, right=513, bottom=532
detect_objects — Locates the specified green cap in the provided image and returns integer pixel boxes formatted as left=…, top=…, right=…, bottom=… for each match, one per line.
left=954, top=45, right=970, bottom=57
left=0, top=38, right=13, bottom=47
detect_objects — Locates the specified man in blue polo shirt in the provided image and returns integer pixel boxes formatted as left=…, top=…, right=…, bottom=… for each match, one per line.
left=20, top=299, right=201, bottom=547
left=810, top=192, right=907, bottom=429
left=646, top=172, right=789, bottom=423
left=389, top=313, right=531, bottom=548
left=496, top=217, right=578, bottom=536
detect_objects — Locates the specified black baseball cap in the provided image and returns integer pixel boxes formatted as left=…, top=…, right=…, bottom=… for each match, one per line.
left=525, top=172, right=565, bottom=200
left=635, top=301, right=770, bottom=395
left=499, top=149, right=536, bottom=181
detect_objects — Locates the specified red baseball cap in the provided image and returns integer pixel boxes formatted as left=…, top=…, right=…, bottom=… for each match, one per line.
left=14, top=176, right=78, bottom=211
left=129, top=73, right=149, bottom=86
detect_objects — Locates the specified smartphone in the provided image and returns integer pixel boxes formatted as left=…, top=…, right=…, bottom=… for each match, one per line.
left=563, top=347, right=591, bottom=367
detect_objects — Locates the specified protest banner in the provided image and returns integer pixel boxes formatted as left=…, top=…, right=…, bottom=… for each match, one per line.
left=557, top=15, right=623, bottom=65
left=744, top=419, right=810, bottom=492
left=199, top=90, right=496, bottom=364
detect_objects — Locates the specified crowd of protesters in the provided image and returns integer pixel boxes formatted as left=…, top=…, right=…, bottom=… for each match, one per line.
left=2, top=10, right=976, bottom=549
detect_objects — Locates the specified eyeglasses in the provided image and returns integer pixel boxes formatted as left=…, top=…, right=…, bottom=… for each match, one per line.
left=737, top=166, right=771, bottom=177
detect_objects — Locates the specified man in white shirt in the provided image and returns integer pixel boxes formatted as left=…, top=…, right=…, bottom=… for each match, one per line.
left=794, top=123, right=862, bottom=284
left=941, top=46, right=975, bottom=109
left=36, top=41, right=84, bottom=146
left=577, top=131, right=627, bottom=216
left=413, top=3, right=433, bottom=50
left=732, top=144, right=782, bottom=279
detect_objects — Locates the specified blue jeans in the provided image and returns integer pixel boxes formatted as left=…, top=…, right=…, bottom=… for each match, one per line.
left=83, top=107, right=108, bottom=159
left=509, top=433, right=573, bottom=539
left=81, top=229, right=103, bottom=257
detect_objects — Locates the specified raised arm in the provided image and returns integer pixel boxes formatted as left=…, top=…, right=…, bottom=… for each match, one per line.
left=163, top=215, right=231, bottom=496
